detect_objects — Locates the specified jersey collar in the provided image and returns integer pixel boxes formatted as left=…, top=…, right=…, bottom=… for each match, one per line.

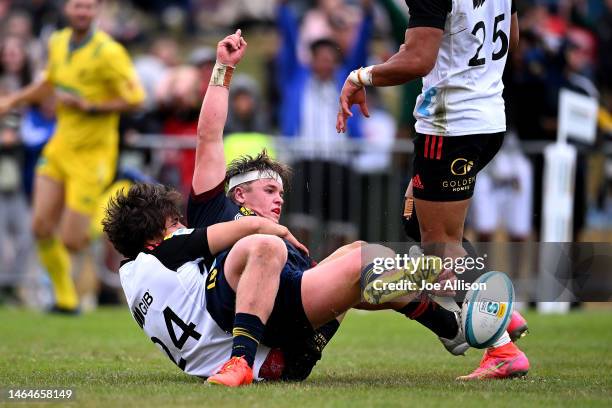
left=69, top=28, right=95, bottom=54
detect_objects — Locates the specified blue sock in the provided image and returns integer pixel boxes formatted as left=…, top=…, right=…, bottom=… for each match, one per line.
left=232, top=313, right=265, bottom=367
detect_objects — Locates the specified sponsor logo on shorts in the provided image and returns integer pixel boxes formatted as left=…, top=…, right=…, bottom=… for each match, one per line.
left=441, top=176, right=476, bottom=192
left=412, top=174, right=424, bottom=189
left=440, top=157, right=476, bottom=192
left=450, top=158, right=474, bottom=176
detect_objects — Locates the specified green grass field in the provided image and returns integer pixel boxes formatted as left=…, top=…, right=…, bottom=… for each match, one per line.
left=1, top=308, right=611, bottom=407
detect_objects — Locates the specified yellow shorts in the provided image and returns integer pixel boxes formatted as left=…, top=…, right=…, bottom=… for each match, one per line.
left=90, top=178, right=132, bottom=240
left=36, top=141, right=117, bottom=216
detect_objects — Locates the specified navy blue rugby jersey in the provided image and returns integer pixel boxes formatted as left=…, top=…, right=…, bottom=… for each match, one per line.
left=187, top=181, right=315, bottom=271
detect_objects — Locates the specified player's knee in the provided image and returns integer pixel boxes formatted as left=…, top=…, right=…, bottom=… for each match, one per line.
left=61, top=231, right=90, bottom=252
left=420, top=225, right=462, bottom=244
left=347, top=240, right=367, bottom=250
left=361, top=244, right=395, bottom=266
left=341, top=244, right=391, bottom=283
left=244, top=234, right=288, bottom=265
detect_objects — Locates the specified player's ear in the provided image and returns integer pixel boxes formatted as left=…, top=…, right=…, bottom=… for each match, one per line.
left=233, top=186, right=246, bottom=204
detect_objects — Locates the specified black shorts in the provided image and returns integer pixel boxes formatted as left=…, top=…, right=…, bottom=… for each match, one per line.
left=411, top=132, right=504, bottom=201
left=205, top=250, right=315, bottom=349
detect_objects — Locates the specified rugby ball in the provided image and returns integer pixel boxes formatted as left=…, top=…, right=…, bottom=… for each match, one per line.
left=462, top=271, right=514, bottom=349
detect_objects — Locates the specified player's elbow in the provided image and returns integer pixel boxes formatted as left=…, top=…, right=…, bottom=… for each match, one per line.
left=196, top=124, right=219, bottom=143
left=412, top=55, right=436, bottom=78
left=393, top=53, right=435, bottom=79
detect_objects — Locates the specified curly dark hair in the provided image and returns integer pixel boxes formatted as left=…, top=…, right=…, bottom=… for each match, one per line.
left=102, top=183, right=183, bottom=259
left=225, top=149, right=292, bottom=197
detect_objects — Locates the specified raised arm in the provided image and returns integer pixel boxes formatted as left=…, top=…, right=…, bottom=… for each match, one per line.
left=192, top=30, right=247, bottom=196
left=207, top=216, right=308, bottom=255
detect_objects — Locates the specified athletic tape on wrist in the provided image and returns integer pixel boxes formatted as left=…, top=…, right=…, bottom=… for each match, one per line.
left=210, top=62, right=235, bottom=88
left=348, top=66, right=374, bottom=87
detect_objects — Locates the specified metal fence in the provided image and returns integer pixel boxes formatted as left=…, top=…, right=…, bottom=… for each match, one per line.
left=123, top=134, right=612, bottom=259
left=1, top=134, right=610, bottom=307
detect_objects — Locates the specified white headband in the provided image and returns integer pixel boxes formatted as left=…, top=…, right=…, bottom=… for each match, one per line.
left=228, top=170, right=283, bottom=191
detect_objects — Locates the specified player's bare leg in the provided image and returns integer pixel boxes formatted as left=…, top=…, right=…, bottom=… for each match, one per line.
left=415, top=197, right=529, bottom=379
left=60, top=207, right=95, bottom=309
left=318, top=240, right=366, bottom=266
left=301, top=244, right=442, bottom=328
left=315, top=240, right=367, bottom=323
left=223, top=234, right=287, bottom=321
left=414, top=198, right=469, bottom=259
left=60, top=208, right=92, bottom=253
left=32, top=175, right=80, bottom=312
left=208, top=234, right=287, bottom=386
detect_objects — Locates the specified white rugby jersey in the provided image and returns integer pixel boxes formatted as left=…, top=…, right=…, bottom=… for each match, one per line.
left=119, top=228, right=270, bottom=379
left=409, top=0, right=515, bottom=136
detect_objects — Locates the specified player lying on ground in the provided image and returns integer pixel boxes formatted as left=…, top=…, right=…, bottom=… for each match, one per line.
left=190, top=29, right=528, bottom=382
left=336, top=0, right=529, bottom=379
left=103, top=182, right=442, bottom=385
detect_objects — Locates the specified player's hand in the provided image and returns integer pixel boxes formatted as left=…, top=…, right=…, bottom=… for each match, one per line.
left=56, top=90, right=92, bottom=112
left=284, top=230, right=309, bottom=257
left=217, top=29, right=248, bottom=67
left=336, top=79, right=369, bottom=133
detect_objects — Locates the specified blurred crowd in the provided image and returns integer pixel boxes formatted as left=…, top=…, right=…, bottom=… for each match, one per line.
left=0, top=0, right=611, bottom=305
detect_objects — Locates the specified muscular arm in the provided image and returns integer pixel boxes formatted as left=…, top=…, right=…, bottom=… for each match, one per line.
left=192, top=84, right=229, bottom=195
left=371, top=27, right=443, bottom=86
left=369, top=0, right=448, bottom=86
left=192, top=31, right=247, bottom=196
left=207, top=216, right=306, bottom=255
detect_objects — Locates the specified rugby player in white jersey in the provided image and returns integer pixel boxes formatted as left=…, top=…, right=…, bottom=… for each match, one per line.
left=102, top=183, right=443, bottom=386
left=103, top=183, right=309, bottom=380
left=337, top=0, right=530, bottom=379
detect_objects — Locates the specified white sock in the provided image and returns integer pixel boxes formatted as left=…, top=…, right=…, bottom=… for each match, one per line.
left=490, top=331, right=511, bottom=349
